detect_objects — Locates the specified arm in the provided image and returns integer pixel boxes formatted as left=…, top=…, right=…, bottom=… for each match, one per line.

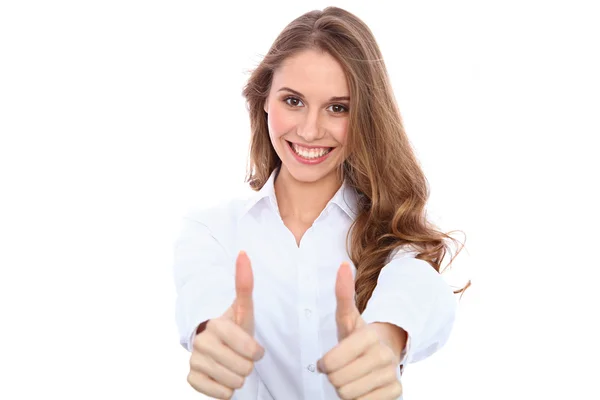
left=173, top=211, right=235, bottom=351
left=361, top=255, right=457, bottom=366
left=370, top=322, right=408, bottom=364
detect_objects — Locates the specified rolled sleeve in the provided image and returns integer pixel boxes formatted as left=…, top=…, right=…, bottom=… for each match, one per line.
left=361, top=254, right=457, bottom=365
left=172, top=212, right=235, bottom=352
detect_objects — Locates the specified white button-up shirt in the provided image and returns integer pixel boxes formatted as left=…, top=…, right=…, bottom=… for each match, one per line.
left=173, top=167, right=457, bottom=399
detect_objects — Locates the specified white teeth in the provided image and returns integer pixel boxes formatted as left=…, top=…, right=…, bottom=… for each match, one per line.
left=291, top=143, right=331, bottom=159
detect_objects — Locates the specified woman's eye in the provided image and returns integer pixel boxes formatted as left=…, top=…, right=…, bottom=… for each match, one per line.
left=328, top=104, right=349, bottom=113
left=284, top=97, right=303, bottom=107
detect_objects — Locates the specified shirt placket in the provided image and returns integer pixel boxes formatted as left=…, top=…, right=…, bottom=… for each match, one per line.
left=297, top=232, right=323, bottom=400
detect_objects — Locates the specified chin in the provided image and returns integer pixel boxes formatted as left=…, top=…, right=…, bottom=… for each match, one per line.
left=280, top=159, right=341, bottom=185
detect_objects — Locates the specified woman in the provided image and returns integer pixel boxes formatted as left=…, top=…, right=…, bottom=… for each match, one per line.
left=173, top=6, right=466, bottom=400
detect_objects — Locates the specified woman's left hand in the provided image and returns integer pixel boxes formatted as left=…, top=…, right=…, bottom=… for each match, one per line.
left=317, top=262, right=403, bottom=400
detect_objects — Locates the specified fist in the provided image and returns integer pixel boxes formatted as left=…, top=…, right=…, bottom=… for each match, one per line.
left=318, top=262, right=403, bottom=400
left=187, top=251, right=265, bottom=399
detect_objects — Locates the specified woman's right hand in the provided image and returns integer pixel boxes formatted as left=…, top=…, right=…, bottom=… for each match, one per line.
left=187, top=251, right=265, bottom=399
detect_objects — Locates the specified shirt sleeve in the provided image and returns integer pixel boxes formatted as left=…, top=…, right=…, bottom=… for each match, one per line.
left=360, top=253, right=457, bottom=365
left=172, top=212, right=236, bottom=352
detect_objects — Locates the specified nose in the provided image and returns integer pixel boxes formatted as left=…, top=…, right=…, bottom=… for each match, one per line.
left=297, top=108, right=325, bottom=142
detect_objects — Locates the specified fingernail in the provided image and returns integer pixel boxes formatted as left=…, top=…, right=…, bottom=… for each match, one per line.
left=256, top=345, right=265, bottom=360
left=317, top=359, right=324, bottom=373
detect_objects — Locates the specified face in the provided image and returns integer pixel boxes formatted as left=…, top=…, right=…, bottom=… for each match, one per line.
left=263, top=49, right=350, bottom=184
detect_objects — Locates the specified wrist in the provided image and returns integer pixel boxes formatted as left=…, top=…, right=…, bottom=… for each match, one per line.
left=370, top=322, right=407, bottom=363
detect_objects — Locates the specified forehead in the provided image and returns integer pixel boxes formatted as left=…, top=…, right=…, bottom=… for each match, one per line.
left=271, top=49, right=349, bottom=97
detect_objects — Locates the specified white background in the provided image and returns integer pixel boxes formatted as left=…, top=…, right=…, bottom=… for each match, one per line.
left=1, top=1, right=598, bottom=399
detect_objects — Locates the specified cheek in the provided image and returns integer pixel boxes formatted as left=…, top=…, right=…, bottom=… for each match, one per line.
left=332, top=118, right=349, bottom=145
left=268, top=104, right=296, bottom=139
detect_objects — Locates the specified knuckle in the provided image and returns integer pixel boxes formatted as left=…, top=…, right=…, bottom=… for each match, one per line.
left=191, top=354, right=213, bottom=376
left=186, top=371, right=202, bottom=392
left=244, top=337, right=261, bottom=355
left=372, top=368, right=390, bottom=388
left=205, top=318, right=216, bottom=332
left=239, top=359, right=254, bottom=376
left=378, top=346, right=393, bottom=364
left=189, top=354, right=204, bottom=372
left=192, top=333, right=211, bottom=353
left=392, top=381, right=403, bottom=397
left=336, top=386, right=352, bottom=400
left=241, top=338, right=253, bottom=353
left=328, top=372, right=342, bottom=388
left=250, top=342, right=262, bottom=359
left=379, top=366, right=397, bottom=386
left=366, top=328, right=380, bottom=344
left=188, top=354, right=198, bottom=370
left=319, top=357, right=329, bottom=373
left=207, top=318, right=224, bottom=334
left=233, top=375, right=246, bottom=389
left=192, top=334, right=203, bottom=351
left=388, top=365, right=399, bottom=380
left=373, top=370, right=385, bottom=387
left=220, top=387, right=234, bottom=399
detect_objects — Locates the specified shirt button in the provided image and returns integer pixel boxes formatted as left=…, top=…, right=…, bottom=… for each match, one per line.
left=304, top=308, right=312, bottom=317
left=307, top=364, right=316, bottom=372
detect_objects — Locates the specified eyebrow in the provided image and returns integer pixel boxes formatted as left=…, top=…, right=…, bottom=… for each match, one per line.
left=277, top=87, right=350, bottom=102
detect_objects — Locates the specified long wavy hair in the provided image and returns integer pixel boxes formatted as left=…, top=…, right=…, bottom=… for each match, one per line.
left=241, top=6, right=469, bottom=313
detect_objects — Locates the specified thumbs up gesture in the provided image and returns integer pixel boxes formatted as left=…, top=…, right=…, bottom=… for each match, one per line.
left=317, top=262, right=404, bottom=400
left=187, top=251, right=264, bottom=399
left=225, top=250, right=257, bottom=334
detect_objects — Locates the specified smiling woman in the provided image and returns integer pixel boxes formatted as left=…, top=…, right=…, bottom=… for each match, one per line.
left=173, top=5, right=468, bottom=400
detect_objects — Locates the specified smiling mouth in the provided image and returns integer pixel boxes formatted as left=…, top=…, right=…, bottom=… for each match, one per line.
left=286, top=140, right=334, bottom=159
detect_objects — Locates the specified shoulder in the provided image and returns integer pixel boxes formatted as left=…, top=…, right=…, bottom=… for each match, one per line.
left=182, top=190, right=255, bottom=239
left=386, top=245, right=421, bottom=264
left=381, top=246, right=454, bottom=297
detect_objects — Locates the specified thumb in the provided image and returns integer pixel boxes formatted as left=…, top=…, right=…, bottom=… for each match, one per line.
left=335, top=262, right=365, bottom=341
left=233, top=250, right=255, bottom=334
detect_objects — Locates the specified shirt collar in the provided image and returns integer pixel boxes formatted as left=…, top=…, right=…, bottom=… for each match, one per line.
left=239, top=167, right=280, bottom=220
left=241, top=166, right=360, bottom=220
left=330, top=176, right=360, bottom=220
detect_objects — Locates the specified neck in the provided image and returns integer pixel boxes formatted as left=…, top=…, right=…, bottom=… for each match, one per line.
left=274, top=166, right=342, bottom=224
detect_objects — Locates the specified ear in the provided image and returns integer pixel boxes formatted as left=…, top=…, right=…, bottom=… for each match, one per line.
left=263, top=98, right=269, bottom=114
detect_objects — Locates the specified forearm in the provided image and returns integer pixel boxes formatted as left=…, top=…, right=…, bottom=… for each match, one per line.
left=369, top=322, right=408, bottom=364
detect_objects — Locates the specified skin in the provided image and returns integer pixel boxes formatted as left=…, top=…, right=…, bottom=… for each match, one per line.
left=187, top=49, right=407, bottom=399
left=263, top=49, right=350, bottom=231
